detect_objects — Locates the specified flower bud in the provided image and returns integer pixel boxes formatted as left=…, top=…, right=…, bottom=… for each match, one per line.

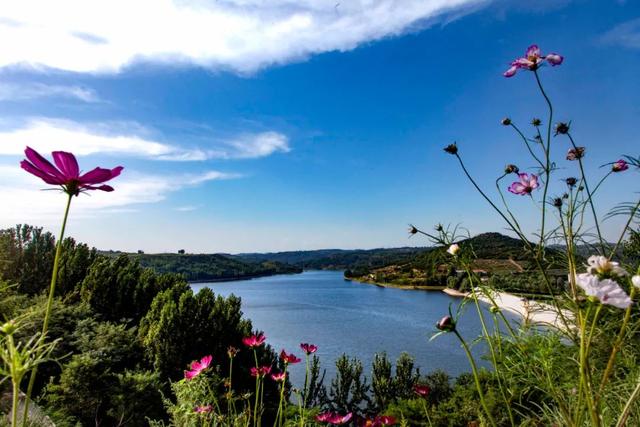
left=501, top=118, right=511, bottom=126
left=612, top=159, right=629, bottom=173
left=566, top=147, right=585, bottom=161
left=554, top=122, right=570, bottom=135
left=435, top=224, right=444, bottom=232
left=489, top=305, right=500, bottom=314
left=504, top=164, right=519, bottom=174
left=408, top=225, right=418, bottom=235
left=227, top=346, right=239, bottom=359
left=552, top=197, right=563, bottom=208
left=0, top=320, right=16, bottom=335
left=565, top=177, right=577, bottom=188
left=632, top=275, right=640, bottom=289
left=447, top=244, right=460, bottom=256
left=436, top=315, right=456, bottom=332
left=531, top=118, right=541, bottom=127
left=443, top=143, right=458, bottom=155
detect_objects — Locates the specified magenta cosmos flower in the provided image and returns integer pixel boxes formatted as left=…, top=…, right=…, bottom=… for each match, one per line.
left=21, top=147, right=123, bottom=196
left=280, top=350, right=302, bottom=364
left=316, top=412, right=353, bottom=425
left=300, top=343, right=318, bottom=355
left=413, top=384, right=431, bottom=398
left=250, top=366, right=272, bottom=378
left=612, top=159, right=629, bottom=172
left=194, top=405, right=213, bottom=414
left=184, top=355, right=212, bottom=380
left=504, top=45, right=563, bottom=77
left=242, top=333, right=266, bottom=348
left=508, top=173, right=539, bottom=195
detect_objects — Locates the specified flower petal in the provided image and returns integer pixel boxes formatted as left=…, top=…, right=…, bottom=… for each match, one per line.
left=526, top=44, right=541, bottom=58
left=52, top=151, right=80, bottom=179
left=545, top=53, right=563, bottom=66
left=24, top=147, right=66, bottom=181
left=20, top=160, right=65, bottom=185
left=503, top=65, right=518, bottom=78
left=79, top=167, right=117, bottom=184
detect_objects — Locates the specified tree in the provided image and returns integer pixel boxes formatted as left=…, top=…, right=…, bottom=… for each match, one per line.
left=178, top=249, right=185, bottom=254
left=138, top=285, right=281, bottom=410
left=80, top=254, right=188, bottom=322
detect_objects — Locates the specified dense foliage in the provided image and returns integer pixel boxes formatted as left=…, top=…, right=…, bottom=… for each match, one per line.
left=117, top=252, right=302, bottom=282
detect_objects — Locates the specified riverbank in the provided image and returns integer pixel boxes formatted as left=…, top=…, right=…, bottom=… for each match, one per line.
left=455, top=289, right=570, bottom=328
left=345, top=277, right=446, bottom=291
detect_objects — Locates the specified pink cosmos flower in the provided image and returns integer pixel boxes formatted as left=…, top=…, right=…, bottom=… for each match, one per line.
left=280, top=350, right=302, bottom=364
left=184, top=355, right=212, bottom=380
left=504, top=45, right=563, bottom=77
left=300, top=343, right=318, bottom=355
left=413, top=384, right=431, bottom=398
left=612, top=159, right=629, bottom=172
left=271, top=371, right=286, bottom=382
left=508, top=173, right=539, bottom=195
left=194, top=405, right=213, bottom=414
left=316, top=412, right=353, bottom=425
left=242, top=333, right=266, bottom=348
left=20, top=147, right=123, bottom=196
left=250, top=365, right=272, bottom=377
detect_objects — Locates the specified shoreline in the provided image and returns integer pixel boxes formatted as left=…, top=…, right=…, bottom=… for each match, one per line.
left=345, top=277, right=446, bottom=291
left=350, top=277, right=566, bottom=328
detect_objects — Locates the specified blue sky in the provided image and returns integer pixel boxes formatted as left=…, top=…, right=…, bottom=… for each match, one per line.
left=0, top=0, right=638, bottom=253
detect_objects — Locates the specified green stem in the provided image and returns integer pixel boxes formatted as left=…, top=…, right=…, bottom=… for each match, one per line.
left=533, top=69, right=553, bottom=257
left=421, top=400, right=433, bottom=427
left=12, top=379, right=19, bottom=427
left=608, top=200, right=640, bottom=260
left=597, top=286, right=637, bottom=404
left=509, top=123, right=545, bottom=169
left=22, top=193, right=73, bottom=427
left=567, top=133, right=606, bottom=254
left=253, top=350, right=259, bottom=427
left=617, top=374, right=640, bottom=427
left=453, top=329, right=497, bottom=427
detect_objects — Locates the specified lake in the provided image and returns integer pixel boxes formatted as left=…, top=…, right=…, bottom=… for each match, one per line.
left=191, top=270, right=514, bottom=387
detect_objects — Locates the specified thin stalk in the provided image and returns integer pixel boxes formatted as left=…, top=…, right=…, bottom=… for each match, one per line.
left=533, top=69, right=553, bottom=256
left=453, top=329, right=497, bottom=427
left=12, top=379, right=19, bottom=427
left=454, top=153, right=527, bottom=243
left=617, top=374, right=640, bottom=427
left=510, top=123, right=545, bottom=169
left=567, top=133, right=606, bottom=253
left=421, top=400, right=433, bottom=427
left=253, top=350, right=260, bottom=427
left=597, top=286, right=637, bottom=402
left=608, top=200, right=640, bottom=260
left=22, top=193, right=73, bottom=427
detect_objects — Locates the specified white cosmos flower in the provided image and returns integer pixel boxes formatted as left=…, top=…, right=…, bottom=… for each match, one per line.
left=633, top=275, right=640, bottom=290
left=586, top=255, right=628, bottom=277
left=576, top=273, right=632, bottom=309
left=447, top=244, right=460, bottom=256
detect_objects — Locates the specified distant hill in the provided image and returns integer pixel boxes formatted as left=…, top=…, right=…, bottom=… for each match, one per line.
left=344, top=232, right=559, bottom=288
left=100, top=252, right=302, bottom=282
left=234, top=247, right=429, bottom=271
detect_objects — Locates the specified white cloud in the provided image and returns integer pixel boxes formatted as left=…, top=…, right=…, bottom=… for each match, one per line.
left=174, top=205, right=199, bottom=212
left=0, top=0, right=486, bottom=74
left=0, top=119, right=289, bottom=161
left=0, top=165, right=240, bottom=223
left=600, top=18, right=640, bottom=49
left=0, top=82, right=100, bottom=102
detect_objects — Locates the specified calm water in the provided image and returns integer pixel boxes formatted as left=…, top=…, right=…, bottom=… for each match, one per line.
left=191, top=270, right=512, bottom=387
